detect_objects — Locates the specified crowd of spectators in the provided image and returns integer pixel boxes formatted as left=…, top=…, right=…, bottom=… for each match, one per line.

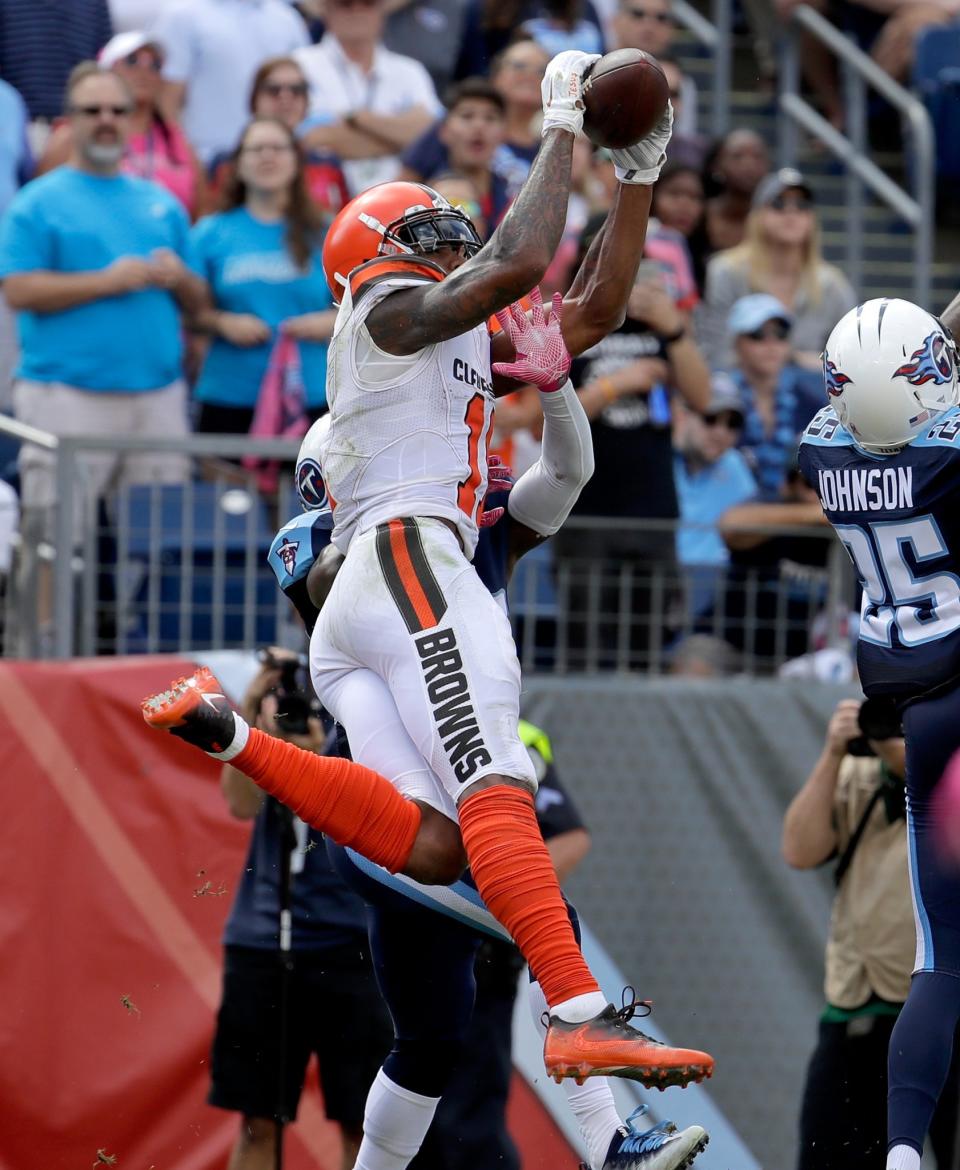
left=0, top=0, right=885, bottom=670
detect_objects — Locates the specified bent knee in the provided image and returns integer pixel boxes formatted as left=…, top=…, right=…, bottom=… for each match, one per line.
left=405, top=803, right=467, bottom=884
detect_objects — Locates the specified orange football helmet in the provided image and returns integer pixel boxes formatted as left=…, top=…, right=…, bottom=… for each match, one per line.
left=322, top=181, right=483, bottom=299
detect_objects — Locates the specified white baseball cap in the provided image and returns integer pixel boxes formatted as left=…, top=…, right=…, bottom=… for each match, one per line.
left=98, top=31, right=164, bottom=70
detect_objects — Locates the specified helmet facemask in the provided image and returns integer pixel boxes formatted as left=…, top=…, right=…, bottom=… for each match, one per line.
left=384, top=205, right=483, bottom=260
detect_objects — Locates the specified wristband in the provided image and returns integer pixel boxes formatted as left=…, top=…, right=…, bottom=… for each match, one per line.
left=658, top=326, right=686, bottom=346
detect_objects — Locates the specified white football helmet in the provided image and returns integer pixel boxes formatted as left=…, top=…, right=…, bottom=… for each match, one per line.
left=823, top=298, right=959, bottom=454
left=295, top=414, right=331, bottom=510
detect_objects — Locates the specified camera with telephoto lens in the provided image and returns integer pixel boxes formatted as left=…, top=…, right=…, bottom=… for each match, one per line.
left=846, top=696, right=903, bottom=757
left=258, top=649, right=323, bottom=736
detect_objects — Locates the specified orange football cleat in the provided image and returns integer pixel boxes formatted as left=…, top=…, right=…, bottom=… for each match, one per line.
left=141, top=667, right=237, bottom=754
left=544, top=997, right=714, bottom=1089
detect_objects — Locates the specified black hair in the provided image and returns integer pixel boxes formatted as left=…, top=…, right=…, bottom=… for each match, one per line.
left=444, top=76, right=507, bottom=116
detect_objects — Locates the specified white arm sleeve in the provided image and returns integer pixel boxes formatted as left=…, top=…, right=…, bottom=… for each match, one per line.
left=507, top=380, right=594, bottom=537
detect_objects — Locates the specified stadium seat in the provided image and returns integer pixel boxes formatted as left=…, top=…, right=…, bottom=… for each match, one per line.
left=116, top=481, right=278, bottom=650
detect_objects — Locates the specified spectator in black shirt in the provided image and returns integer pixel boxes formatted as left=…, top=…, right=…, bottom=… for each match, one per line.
left=553, top=216, right=710, bottom=670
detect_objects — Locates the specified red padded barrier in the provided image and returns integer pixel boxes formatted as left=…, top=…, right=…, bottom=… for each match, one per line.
left=0, top=656, right=579, bottom=1170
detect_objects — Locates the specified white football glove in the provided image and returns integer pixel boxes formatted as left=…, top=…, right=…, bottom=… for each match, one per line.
left=611, top=101, right=674, bottom=185
left=540, top=50, right=600, bottom=138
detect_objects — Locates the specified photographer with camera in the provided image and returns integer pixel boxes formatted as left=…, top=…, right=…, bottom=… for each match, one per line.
left=210, top=648, right=392, bottom=1170
left=782, top=697, right=960, bottom=1170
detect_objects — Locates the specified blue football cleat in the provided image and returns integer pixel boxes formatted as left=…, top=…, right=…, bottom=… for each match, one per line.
left=581, top=1106, right=709, bottom=1170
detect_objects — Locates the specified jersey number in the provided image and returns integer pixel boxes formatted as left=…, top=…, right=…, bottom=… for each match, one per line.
left=457, top=394, right=492, bottom=520
left=835, top=516, right=960, bottom=646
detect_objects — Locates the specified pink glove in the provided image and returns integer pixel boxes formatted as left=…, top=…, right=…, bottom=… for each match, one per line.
left=478, top=454, right=514, bottom=529
left=492, top=287, right=571, bottom=392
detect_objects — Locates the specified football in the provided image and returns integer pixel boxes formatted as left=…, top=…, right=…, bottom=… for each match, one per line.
left=581, top=48, right=670, bottom=151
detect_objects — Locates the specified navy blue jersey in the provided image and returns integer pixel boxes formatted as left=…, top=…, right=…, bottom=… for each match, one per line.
left=799, top=404, right=960, bottom=699
left=223, top=797, right=371, bottom=952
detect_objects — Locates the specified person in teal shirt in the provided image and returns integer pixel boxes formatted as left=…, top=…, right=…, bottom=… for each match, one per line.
left=190, top=117, right=336, bottom=433
left=0, top=65, right=202, bottom=639
left=673, top=376, right=757, bottom=615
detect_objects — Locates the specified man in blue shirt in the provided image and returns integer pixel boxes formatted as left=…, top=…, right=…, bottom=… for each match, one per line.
left=673, top=372, right=757, bottom=614
left=0, top=65, right=202, bottom=560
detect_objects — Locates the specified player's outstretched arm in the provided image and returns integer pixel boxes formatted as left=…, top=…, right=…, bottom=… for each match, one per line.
left=366, top=51, right=595, bottom=357
left=558, top=104, right=673, bottom=357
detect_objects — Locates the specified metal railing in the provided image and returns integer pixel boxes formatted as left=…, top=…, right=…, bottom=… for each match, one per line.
left=509, top=515, right=851, bottom=675
left=0, top=419, right=303, bottom=660
left=673, top=0, right=733, bottom=138
left=777, top=4, right=935, bottom=306
left=0, top=421, right=853, bottom=673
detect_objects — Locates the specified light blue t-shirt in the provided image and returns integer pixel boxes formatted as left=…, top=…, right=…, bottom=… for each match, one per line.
left=674, top=447, right=757, bottom=566
left=0, top=167, right=189, bottom=391
left=189, top=207, right=332, bottom=410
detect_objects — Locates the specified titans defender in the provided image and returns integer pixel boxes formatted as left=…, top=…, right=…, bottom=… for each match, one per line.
left=798, top=298, right=960, bottom=1170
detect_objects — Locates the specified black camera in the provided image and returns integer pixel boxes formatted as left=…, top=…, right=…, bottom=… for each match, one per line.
left=258, top=649, right=324, bottom=736
left=847, top=696, right=903, bottom=757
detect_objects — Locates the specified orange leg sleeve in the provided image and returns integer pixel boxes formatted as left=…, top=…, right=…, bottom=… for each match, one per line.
left=458, top=784, right=599, bottom=1007
left=234, top=728, right=421, bottom=874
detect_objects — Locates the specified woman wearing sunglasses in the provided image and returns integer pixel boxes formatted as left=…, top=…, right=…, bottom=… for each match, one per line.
left=206, top=57, right=349, bottom=218
left=723, top=293, right=825, bottom=501
left=697, top=166, right=856, bottom=371
left=36, top=32, right=204, bottom=216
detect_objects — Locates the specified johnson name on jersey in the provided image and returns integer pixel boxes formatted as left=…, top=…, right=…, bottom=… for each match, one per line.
left=799, top=404, right=960, bottom=698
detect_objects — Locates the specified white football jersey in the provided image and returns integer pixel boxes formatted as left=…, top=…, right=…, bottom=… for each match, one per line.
left=321, top=262, right=495, bottom=557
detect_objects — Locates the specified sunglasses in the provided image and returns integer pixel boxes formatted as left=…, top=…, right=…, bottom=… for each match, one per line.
left=769, top=194, right=813, bottom=212
left=624, top=7, right=673, bottom=20
left=703, top=412, right=743, bottom=429
left=329, top=0, right=380, bottom=9
left=743, top=322, right=790, bottom=342
left=124, top=50, right=162, bottom=71
left=70, top=104, right=132, bottom=117
left=262, top=81, right=308, bottom=97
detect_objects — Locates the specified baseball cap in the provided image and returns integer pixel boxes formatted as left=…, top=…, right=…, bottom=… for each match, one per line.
left=751, top=166, right=813, bottom=211
left=701, top=372, right=744, bottom=425
left=727, top=293, right=792, bottom=337
left=98, top=31, right=164, bottom=70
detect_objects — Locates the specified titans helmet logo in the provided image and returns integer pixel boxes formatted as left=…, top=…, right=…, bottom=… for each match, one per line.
left=296, top=458, right=328, bottom=510
left=893, top=331, right=954, bottom=386
left=824, top=358, right=853, bottom=398
left=277, top=538, right=299, bottom=576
